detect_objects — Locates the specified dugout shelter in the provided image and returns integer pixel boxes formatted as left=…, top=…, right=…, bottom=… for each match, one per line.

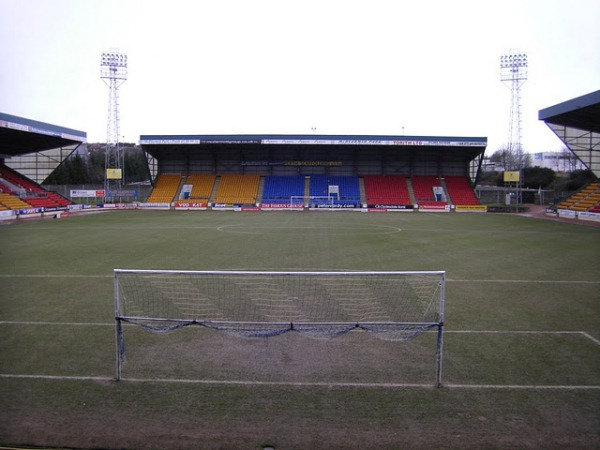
left=539, top=90, right=600, bottom=178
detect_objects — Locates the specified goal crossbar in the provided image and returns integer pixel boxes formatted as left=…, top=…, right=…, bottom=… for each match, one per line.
left=114, top=269, right=446, bottom=385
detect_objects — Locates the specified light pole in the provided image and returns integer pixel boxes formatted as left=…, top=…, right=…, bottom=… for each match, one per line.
left=101, top=49, right=128, bottom=200
left=500, top=50, right=528, bottom=211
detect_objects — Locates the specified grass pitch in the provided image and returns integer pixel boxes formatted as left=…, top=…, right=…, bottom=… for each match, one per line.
left=0, top=210, right=599, bottom=449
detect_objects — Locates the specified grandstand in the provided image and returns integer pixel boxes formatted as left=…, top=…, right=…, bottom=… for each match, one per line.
left=539, top=90, right=600, bottom=216
left=140, top=134, right=487, bottom=211
left=0, top=113, right=85, bottom=217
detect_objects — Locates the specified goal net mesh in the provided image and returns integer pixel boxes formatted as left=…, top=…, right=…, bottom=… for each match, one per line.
left=116, top=269, right=443, bottom=338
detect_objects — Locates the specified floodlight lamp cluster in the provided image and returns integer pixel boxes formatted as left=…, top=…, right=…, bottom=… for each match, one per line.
left=101, top=51, right=128, bottom=68
left=500, top=51, right=528, bottom=82
left=100, top=50, right=128, bottom=80
left=500, top=52, right=528, bottom=69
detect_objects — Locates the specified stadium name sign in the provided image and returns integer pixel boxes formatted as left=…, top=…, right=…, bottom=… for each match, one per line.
left=242, top=160, right=343, bottom=166
left=261, top=138, right=486, bottom=147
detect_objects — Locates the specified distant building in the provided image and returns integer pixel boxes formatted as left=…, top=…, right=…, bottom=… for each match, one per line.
left=532, top=151, right=586, bottom=172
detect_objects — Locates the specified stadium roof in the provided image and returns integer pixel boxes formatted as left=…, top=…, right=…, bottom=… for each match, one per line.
left=140, top=133, right=487, bottom=160
left=0, top=112, right=86, bottom=157
left=538, top=90, right=600, bottom=177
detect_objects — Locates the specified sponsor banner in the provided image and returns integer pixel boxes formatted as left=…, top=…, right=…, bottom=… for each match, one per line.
left=455, top=205, right=487, bottom=212
left=17, top=207, right=43, bottom=215
left=310, top=203, right=360, bottom=209
left=367, top=204, right=414, bottom=210
left=71, top=189, right=105, bottom=198
left=43, top=206, right=69, bottom=212
left=0, top=210, right=16, bottom=220
left=557, top=209, right=577, bottom=219
left=370, top=208, right=415, bottom=212
left=139, top=202, right=171, bottom=209
left=260, top=203, right=299, bottom=209
left=106, top=168, right=122, bottom=180
left=213, top=203, right=257, bottom=209
left=174, top=201, right=208, bottom=210
left=107, top=189, right=138, bottom=198
left=285, top=161, right=343, bottom=166
left=419, top=204, right=450, bottom=211
left=577, top=211, right=600, bottom=222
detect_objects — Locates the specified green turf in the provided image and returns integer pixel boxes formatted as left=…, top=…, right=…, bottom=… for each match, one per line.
left=0, top=210, right=599, bottom=449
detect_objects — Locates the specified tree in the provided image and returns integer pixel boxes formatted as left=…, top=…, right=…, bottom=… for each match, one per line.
left=522, top=167, right=555, bottom=189
left=488, top=145, right=531, bottom=171
left=123, top=146, right=150, bottom=183
left=565, top=169, right=596, bottom=191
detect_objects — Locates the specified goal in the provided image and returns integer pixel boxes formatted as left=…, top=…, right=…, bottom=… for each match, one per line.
left=114, top=269, right=446, bottom=386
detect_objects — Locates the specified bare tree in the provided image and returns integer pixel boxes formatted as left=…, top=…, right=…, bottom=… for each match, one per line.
left=489, top=145, right=531, bottom=171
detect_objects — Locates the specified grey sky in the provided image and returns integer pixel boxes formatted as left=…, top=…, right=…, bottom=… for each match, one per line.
left=1, top=0, right=598, bottom=153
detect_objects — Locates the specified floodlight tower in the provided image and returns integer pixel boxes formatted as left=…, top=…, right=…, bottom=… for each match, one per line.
left=100, top=49, right=128, bottom=197
left=500, top=50, right=528, bottom=157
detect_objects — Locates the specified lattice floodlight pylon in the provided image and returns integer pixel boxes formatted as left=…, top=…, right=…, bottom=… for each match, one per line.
left=114, top=270, right=446, bottom=386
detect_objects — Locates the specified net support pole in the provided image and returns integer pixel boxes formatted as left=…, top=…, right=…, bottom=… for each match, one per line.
left=114, top=270, right=123, bottom=381
left=435, top=323, right=444, bottom=388
left=435, top=272, right=446, bottom=388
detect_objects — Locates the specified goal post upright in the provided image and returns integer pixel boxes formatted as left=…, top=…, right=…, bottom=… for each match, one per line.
left=435, top=271, right=446, bottom=388
left=113, top=269, right=446, bottom=386
left=114, top=269, right=123, bottom=381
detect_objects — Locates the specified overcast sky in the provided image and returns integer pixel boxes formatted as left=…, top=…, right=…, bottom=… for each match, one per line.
left=1, top=0, right=599, bottom=153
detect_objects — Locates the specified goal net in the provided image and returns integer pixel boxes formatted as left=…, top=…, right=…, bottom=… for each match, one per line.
left=114, top=270, right=446, bottom=385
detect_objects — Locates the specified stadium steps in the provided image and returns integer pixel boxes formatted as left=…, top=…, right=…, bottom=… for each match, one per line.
left=358, top=177, right=367, bottom=206
left=209, top=177, right=221, bottom=203
left=257, top=176, right=265, bottom=203
left=304, top=176, right=310, bottom=198
left=557, top=181, right=600, bottom=211
left=406, top=178, right=417, bottom=204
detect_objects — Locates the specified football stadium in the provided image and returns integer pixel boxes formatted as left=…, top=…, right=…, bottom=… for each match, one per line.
left=0, top=91, right=599, bottom=449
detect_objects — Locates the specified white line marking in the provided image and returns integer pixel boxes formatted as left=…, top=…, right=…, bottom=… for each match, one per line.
left=0, top=274, right=598, bottom=284
left=0, top=274, right=112, bottom=278
left=0, top=321, right=112, bottom=326
left=446, top=279, right=600, bottom=284
left=0, top=322, right=595, bottom=340
left=443, top=330, right=585, bottom=334
left=1, top=374, right=598, bottom=390
left=0, top=322, right=597, bottom=345
left=581, top=332, right=600, bottom=346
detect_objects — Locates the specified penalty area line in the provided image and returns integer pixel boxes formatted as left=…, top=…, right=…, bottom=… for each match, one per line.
left=1, top=374, right=599, bottom=390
